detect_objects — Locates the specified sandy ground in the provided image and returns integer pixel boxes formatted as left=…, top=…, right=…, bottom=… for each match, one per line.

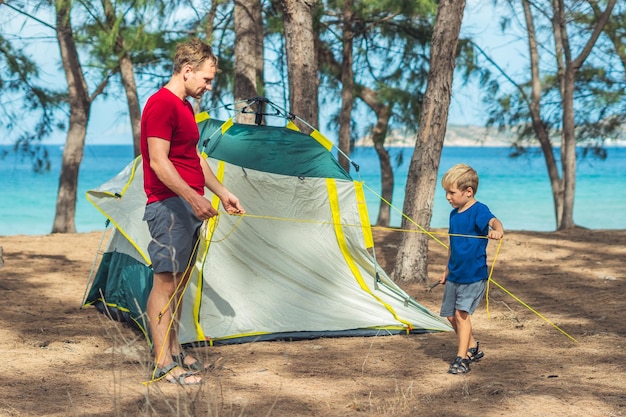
left=0, top=228, right=625, bottom=417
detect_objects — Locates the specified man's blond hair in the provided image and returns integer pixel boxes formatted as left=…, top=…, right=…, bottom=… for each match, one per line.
left=441, top=163, right=479, bottom=194
left=173, top=38, right=218, bottom=74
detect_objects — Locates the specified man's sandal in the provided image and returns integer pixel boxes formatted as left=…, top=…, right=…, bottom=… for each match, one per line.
left=467, top=341, right=484, bottom=362
left=448, top=356, right=471, bottom=374
left=153, top=362, right=202, bottom=385
left=172, top=351, right=208, bottom=372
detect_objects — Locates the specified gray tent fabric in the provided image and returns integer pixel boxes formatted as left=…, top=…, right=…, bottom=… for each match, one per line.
left=85, top=116, right=451, bottom=346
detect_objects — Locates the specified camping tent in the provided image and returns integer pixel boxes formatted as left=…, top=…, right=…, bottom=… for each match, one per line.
left=84, top=112, right=451, bottom=346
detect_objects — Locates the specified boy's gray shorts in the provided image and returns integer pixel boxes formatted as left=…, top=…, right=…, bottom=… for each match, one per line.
left=143, top=197, right=202, bottom=274
left=439, top=279, right=487, bottom=317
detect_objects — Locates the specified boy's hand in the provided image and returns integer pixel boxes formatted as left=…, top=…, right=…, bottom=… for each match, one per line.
left=488, top=218, right=504, bottom=240
left=439, top=271, right=447, bottom=285
left=488, top=229, right=503, bottom=240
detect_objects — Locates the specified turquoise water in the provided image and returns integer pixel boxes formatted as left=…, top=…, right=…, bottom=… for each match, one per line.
left=1, top=145, right=624, bottom=235
left=351, top=146, right=625, bottom=231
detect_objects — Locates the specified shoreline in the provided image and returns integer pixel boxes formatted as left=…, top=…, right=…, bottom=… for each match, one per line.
left=5, top=142, right=625, bottom=148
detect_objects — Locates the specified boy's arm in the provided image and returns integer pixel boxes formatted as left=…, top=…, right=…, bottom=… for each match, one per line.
left=488, top=217, right=504, bottom=240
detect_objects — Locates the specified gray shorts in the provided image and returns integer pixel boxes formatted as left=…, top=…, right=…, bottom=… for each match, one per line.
left=143, top=197, right=202, bottom=274
left=439, top=280, right=487, bottom=317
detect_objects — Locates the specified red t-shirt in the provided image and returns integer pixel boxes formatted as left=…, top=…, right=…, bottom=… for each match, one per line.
left=140, top=88, right=205, bottom=204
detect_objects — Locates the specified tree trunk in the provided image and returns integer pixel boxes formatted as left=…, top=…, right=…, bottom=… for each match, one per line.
left=337, top=0, right=354, bottom=172
left=281, top=0, right=319, bottom=131
left=522, top=0, right=563, bottom=229
left=365, top=97, right=392, bottom=227
left=393, top=0, right=465, bottom=283
left=553, top=0, right=616, bottom=230
left=254, top=2, right=264, bottom=98
left=317, top=42, right=393, bottom=225
left=350, top=82, right=393, bottom=226
left=119, top=54, right=141, bottom=156
left=52, top=0, right=91, bottom=233
left=234, top=0, right=264, bottom=124
left=559, top=65, right=577, bottom=229
left=373, top=140, right=393, bottom=226
left=101, top=0, right=141, bottom=156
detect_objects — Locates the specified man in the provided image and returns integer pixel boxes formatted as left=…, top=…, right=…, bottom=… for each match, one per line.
left=141, top=38, right=245, bottom=385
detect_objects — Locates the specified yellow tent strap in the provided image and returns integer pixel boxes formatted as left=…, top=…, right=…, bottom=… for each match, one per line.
left=326, top=178, right=412, bottom=331
left=354, top=181, right=374, bottom=249
left=310, top=129, right=333, bottom=151
left=362, top=182, right=448, bottom=249
left=221, top=118, right=234, bottom=135
left=84, top=157, right=152, bottom=265
left=191, top=160, right=227, bottom=341
left=121, top=156, right=142, bottom=196
left=211, top=331, right=273, bottom=342
left=190, top=221, right=213, bottom=342
left=146, top=162, right=226, bottom=384
left=209, top=209, right=577, bottom=342
left=286, top=120, right=300, bottom=131
left=89, top=298, right=151, bottom=348
left=195, top=111, right=210, bottom=123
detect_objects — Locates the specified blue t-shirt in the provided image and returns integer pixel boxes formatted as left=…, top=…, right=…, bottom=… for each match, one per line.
left=447, top=201, right=495, bottom=284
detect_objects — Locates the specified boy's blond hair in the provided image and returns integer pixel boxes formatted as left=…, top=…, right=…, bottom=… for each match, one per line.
left=441, top=163, right=479, bottom=194
left=173, top=38, right=218, bottom=74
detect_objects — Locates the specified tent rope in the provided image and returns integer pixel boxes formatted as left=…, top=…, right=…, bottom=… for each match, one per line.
left=212, top=211, right=577, bottom=343
left=359, top=183, right=578, bottom=343
left=486, top=239, right=577, bottom=342
left=145, top=223, right=209, bottom=385
left=137, top=99, right=576, bottom=359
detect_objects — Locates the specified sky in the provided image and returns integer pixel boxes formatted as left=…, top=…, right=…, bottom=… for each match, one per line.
left=1, top=0, right=525, bottom=146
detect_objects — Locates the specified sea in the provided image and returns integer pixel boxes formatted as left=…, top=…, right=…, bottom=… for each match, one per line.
left=1, top=144, right=624, bottom=236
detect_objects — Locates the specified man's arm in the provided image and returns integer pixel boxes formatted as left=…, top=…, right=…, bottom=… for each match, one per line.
left=198, top=151, right=245, bottom=214
left=147, top=137, right=218, bottom=220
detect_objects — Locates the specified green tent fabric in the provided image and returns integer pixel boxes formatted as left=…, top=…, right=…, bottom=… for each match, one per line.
left=84, top=115, right=451, bottom=346
left=199, top=117, right=351, bottom=180
left=84, top=157, right=153, bottom=334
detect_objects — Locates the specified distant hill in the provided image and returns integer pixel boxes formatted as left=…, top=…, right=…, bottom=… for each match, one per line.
left=355, top=124, right=626, bottom=147
left=355, top=125, right=517, bottom=147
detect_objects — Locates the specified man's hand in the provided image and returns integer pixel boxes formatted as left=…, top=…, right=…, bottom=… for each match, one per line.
left=189, top=194, right=219, bottom=220
left=220, top=192, right=245, bottom=215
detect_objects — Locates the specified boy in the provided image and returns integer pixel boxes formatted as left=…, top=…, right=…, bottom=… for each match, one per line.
left=439, top=164, right=504, bottom=374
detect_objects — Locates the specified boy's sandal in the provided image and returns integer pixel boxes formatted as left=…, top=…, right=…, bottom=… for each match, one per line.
left=467, top=341, right=484, bottom=362
left=448, top=356, right=471, bottom=375
left=172, top=351, right=207, bottom=372
left=153, top=362, right=203, bottom=385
